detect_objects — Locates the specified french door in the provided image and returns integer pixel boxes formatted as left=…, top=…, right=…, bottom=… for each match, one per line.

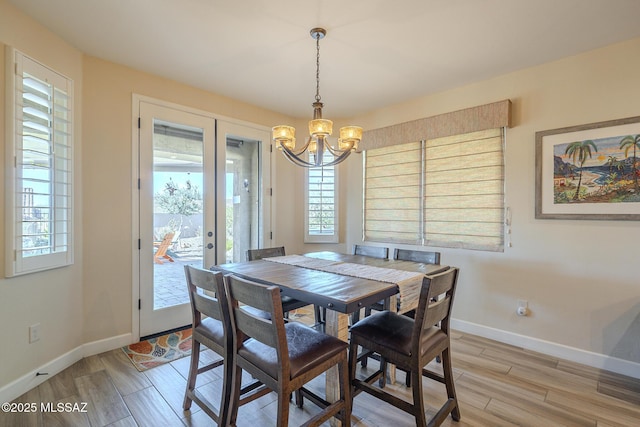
left=217, top=120, right=272, bottom=264
left=138, top=100, right=216, bottom=337
left=135, top=97, right=272, bottom=338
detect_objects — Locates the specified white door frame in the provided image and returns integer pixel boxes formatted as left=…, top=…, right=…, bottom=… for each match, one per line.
left=130, top=94, right=274, bottom=341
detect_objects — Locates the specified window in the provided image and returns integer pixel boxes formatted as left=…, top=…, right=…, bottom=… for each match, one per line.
left=5, top=49, right=74, bottom=276
left=364, top=128, right=505, bottom=252
left=305, top=151, right=338, bottom=243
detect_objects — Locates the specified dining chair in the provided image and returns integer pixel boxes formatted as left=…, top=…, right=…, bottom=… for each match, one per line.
left=376, top=248, right=442, bottom=317
left=182, top=266, right=260, bottom=426
left=394, top=249, right=445, bottom=382
left=225, top=273, right=351, bottom=426
left=247, top=246, right=288, bottom=260
left=350, top=245, right=389, bottom=325
left=365, top=249, right=441, bottom=317
left=348, top=267, right=461, bottom=427
left=352, top=244, right=389, bottom=259
left=248, top=246, right=323, bottom=326
left=393, top=248, right=441, bottom=265
left=357, top=248, right=442, bottom=372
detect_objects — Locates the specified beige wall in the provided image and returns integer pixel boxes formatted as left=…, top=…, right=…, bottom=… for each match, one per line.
left=338, top=37, right=640, bottom=369
left=81, top=57, right=295, bottom=342
left=0, top=0, right=84, bottom=388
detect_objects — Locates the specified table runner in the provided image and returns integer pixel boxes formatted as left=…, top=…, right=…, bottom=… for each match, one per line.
left=264, top=254, right=424, bottom=313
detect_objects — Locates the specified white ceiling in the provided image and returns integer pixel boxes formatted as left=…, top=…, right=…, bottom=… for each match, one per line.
left=9, top=0, right=640, bottom=119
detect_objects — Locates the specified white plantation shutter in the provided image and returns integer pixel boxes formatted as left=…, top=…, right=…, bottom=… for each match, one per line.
left=6, top=49, right=74, bottom=275
left=305, top=151, right=338, bottom=243
left=364, top=128, right=505, bottom=252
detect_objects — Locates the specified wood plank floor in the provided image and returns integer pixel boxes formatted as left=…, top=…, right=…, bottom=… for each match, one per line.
left=2, top=327, right=639, bottom=426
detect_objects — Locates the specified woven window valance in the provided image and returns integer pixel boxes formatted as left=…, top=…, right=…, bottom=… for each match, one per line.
left=360, top=99, right=511, bottom=151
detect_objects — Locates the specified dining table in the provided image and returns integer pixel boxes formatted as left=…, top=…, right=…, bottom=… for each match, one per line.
left=212, top=250, right=449, bottom=426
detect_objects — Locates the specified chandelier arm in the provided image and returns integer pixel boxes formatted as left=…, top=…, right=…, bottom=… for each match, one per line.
left=283, top=149, right=352, bottom=168
left=281, top=149, right=318, bottom=167
left=280, top=136, right=313, bottom=157
left=321, top=150, right=353, bottom=167
left=280, top=139, right=353, bottom=168
left=324, top=143, right=352, bottom=156
left=280, top=136, right=317, bottom=167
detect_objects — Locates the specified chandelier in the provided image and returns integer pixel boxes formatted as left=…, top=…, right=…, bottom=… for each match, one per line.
left=272, top=28, right=362, bottom=168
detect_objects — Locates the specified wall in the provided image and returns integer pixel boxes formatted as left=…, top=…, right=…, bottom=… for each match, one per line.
left=0, top=0, right=84, bottom=396
left=338, top=37, right=640, bottom=377
left=81, top=57, right=295, bottom=343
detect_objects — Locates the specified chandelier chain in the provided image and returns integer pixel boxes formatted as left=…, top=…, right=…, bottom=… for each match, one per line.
left=315, top=31, right=321, bottom=102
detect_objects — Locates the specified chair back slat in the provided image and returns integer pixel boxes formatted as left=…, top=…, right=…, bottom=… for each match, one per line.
left=353, top=244, right=389, bottom=259
left=225, top=274, right=285, bottom=351
left=412, top=268, right=459, bottom=345
left=184, top=266, right=228, bottom=326
left=393, top=248, right=440, bottom=264
left=428, top=268, right=455, bottom=296
left=187, top=265, right=223, bottom=293
left=247, top=246, right=285, bottom=261
left=193, top=293, right=222, bottom=321
left=232, top=307, right=279, bottom=348
left=423, top=296, right=451, bottom=327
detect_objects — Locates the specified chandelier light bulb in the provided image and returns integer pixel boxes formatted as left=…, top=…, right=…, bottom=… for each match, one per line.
left=308, top=139, right=317, bottom=153
left=309, top=119, right=333, bottom=137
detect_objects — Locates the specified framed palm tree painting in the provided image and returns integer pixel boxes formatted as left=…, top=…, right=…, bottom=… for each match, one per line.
left=535, top=116, right=640, bottom=220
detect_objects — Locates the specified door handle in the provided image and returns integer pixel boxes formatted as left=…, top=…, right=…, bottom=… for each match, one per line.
left=207, top=243, right=214, bottom=249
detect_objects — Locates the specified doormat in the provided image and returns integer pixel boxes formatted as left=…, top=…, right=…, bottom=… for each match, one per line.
left=122, top=328, right=192, bottom=371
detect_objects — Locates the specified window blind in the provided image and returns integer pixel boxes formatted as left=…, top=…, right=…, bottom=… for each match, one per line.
left=7, top=50, right=74, bottom=275
left=423, top=128, right=504, bottom=251
left=364, top=128, right=505, bottom=252
left=364, top=142, right=423, bottom=244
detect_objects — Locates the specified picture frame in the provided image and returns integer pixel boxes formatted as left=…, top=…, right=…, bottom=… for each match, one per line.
left=535, top=116, right=640, bottom=220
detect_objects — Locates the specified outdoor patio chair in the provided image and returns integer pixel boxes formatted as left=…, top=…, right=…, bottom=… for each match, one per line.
left=153, top=232, right=175, bottom=264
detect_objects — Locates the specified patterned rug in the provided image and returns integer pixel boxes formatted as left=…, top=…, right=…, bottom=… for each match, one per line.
left=122, top=329, right=192, bottom=371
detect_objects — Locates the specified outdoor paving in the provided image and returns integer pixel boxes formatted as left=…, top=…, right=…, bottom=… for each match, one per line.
left=153, top=255, right=202, bottom=309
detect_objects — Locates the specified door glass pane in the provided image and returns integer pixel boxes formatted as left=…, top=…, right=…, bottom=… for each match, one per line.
left=225, top=137, right=261, bottom=263
left=153, top=120, right=204, bottom=309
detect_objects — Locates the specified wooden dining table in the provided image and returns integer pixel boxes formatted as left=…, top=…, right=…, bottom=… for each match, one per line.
left=213, top=251, right=448, bottom=425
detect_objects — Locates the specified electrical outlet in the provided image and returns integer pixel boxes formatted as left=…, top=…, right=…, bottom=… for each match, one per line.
left=516, top=300, right=529, bottom=316
left=29, top=323, right=40, bottom=343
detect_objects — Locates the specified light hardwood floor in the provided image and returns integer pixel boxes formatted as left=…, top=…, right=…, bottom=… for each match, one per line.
left=2, top=327, right=639, bottom=427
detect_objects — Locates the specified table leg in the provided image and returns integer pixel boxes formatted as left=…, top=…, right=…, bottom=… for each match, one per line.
left=324, top=309, right=349, bottom=427
left=387, top=295, right=398, bottom=384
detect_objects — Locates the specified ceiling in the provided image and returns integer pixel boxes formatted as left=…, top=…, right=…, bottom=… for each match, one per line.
left=10, top=0, right=640, bottom=119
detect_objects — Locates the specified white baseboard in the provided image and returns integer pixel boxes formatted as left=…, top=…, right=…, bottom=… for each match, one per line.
left=0, top=347, right=83, bottom=405
left=452, top=319, right=640, bottom=380
left=82, top=333, right=133, bottom=358
left=0, top=333, right=133, bottom=405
